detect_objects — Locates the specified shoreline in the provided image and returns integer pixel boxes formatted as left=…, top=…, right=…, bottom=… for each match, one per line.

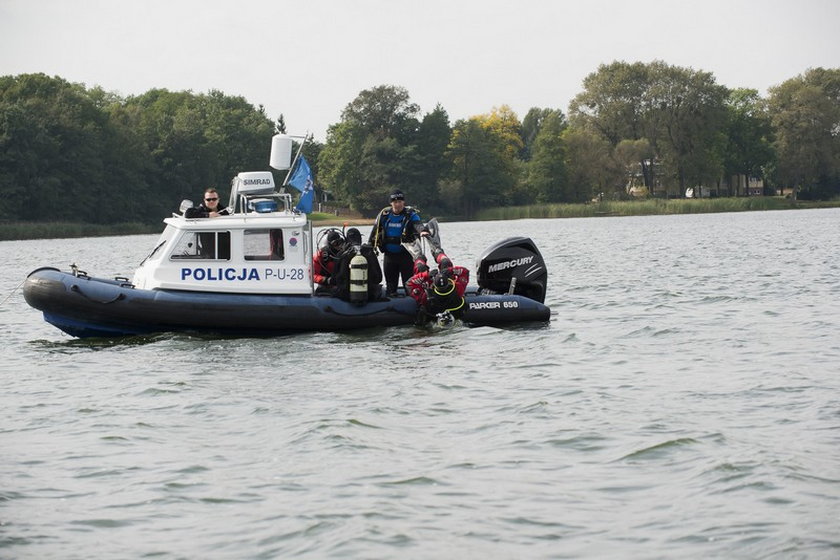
left=310, top=217, right=371, bottom=227
left=2, top=199, right=838, bottom=241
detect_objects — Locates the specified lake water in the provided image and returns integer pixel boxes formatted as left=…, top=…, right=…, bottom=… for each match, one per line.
left=2, top=209, right=839, bottom=559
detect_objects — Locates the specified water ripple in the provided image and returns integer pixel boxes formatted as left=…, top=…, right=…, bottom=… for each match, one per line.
left=4, top=211, right=840, bottom=558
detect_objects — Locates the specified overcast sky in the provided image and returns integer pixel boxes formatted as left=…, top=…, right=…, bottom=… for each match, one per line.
left=2, top=0, right=838, bottom=141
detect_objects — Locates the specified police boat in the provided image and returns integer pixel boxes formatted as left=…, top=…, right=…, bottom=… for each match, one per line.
left=23, top=135, right=551, bottom=338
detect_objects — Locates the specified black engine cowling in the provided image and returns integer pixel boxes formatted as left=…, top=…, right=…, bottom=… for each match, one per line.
left=475, top=237, right=548, bottom=303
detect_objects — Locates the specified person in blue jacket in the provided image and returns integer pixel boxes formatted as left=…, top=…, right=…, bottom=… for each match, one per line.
left=368, top=189, right=429, bottom=297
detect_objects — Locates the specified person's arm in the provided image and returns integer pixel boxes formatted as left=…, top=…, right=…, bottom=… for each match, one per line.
left=364, top=249, right=383, bottom=283
left=452, top=266, right=470, bottom=296
left=368, top=210, right=385, bottom=248
left=406, top=272, right=429, bottom=305
left=312, top=253, right=332, bottom=285
left=408, top=213, right=429, bottom=237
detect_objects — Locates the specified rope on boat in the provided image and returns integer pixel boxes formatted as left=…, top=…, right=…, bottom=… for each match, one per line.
left=0, top=278, right=25, bottom=306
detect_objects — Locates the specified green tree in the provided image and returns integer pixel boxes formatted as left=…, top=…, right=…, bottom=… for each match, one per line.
left=569, top=60, right=728, bottom=196
left=275, top=114, right=286, bottom=134
left=319, top=85, right=441, bottom=215
left=413, top=104, right=451, bottom=210
left=564, top=128, right=623, bottom=201
left=340, top=84, right=420, bottom=142
left=768, top=67, right=840, bottom=199
left=569, top=61, right=656, bottom=190
left=0, top=74, right=294, bottom=225
left=0, top=73, right=132, bottom=222
left=613, top=138, right=655, bottom=196
left=201, top=90, right=275, bottom=184
left=100, top=101, right=155, bottom=217
left=124, top=88, right=274, bottom=215
left=476, top=105, right=524, bottom=161
left=646, top=62, right=728, bottom=194
left=318, top=121, right=368, bottom=211
left=722, top=88, right=775, bottom=195
left=570, top=61, right=651, bottom=144
left=126, top=89, right=213, bottom=213
left=521, top=107, right=565, bottom=161
left=525, top=111, right=570, bottom=202
left=445, top=116, right=515, bottom=217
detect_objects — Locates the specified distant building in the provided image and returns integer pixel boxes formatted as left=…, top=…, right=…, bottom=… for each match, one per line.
left=685, top=186, right=712, bottom=198
left=747, top=177, right=764, bottom=196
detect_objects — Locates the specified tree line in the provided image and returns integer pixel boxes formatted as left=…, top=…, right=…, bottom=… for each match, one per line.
left=1, top=62, right=838, bottom=225
left=0, top=74, right=274, bottom=224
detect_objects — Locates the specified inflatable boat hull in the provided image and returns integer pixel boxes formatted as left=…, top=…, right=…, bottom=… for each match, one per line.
left=24, top=268, right=551, bottom=338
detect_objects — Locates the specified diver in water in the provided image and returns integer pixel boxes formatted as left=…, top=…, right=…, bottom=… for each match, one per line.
left=407, top=254, right=470, bottom=325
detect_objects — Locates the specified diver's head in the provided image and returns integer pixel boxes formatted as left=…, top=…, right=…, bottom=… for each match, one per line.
left=346, top=228, right=362, bottom=246
left=326, top=230, right=343, bottom=255
left=433, top=272, right=453, bottom=294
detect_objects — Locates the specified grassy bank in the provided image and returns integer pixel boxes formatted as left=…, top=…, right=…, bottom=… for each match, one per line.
left=475, top=197, right=840, bottom=221
left=3, top=198, right=838, bottom=241
left=309, top=212, right=370, bottom=227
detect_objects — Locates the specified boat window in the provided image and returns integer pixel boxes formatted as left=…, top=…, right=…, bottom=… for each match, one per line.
left=244, top=229, right=285, bottom=261
left=170, top=231, right=231, bottom=260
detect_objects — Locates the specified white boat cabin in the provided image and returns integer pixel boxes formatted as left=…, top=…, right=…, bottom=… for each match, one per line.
left=133, top=136, right=316, bottom=295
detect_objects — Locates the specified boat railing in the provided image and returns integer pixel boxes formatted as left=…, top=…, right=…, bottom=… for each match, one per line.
left=227, top=169, right=298, bottom=216
left=237, top=191, right=295, bottom=215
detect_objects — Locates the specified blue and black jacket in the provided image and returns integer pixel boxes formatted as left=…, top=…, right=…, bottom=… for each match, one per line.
left=369, top=206, right=427, bottom=255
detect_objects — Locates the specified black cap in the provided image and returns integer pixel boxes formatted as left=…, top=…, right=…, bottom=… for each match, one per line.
left=389, top=189, right=405, bottom=202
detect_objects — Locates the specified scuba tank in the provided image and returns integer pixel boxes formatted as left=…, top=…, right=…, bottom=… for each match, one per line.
left=349, top=250, right=368, bottom=306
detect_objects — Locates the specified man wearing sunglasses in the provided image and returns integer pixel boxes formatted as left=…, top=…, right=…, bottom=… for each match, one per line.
left=198, top=188, right=230, bottom=217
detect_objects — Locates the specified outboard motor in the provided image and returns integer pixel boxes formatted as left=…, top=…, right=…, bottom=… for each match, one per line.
left=475, top=237, right=548, bottom=303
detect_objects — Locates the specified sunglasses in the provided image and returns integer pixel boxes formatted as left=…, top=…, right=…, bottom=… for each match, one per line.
left=205, top=197, right=218, bottom=201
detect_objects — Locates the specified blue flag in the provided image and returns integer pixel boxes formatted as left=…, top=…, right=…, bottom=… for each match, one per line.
left=288, top=155, right=314, bottom=214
